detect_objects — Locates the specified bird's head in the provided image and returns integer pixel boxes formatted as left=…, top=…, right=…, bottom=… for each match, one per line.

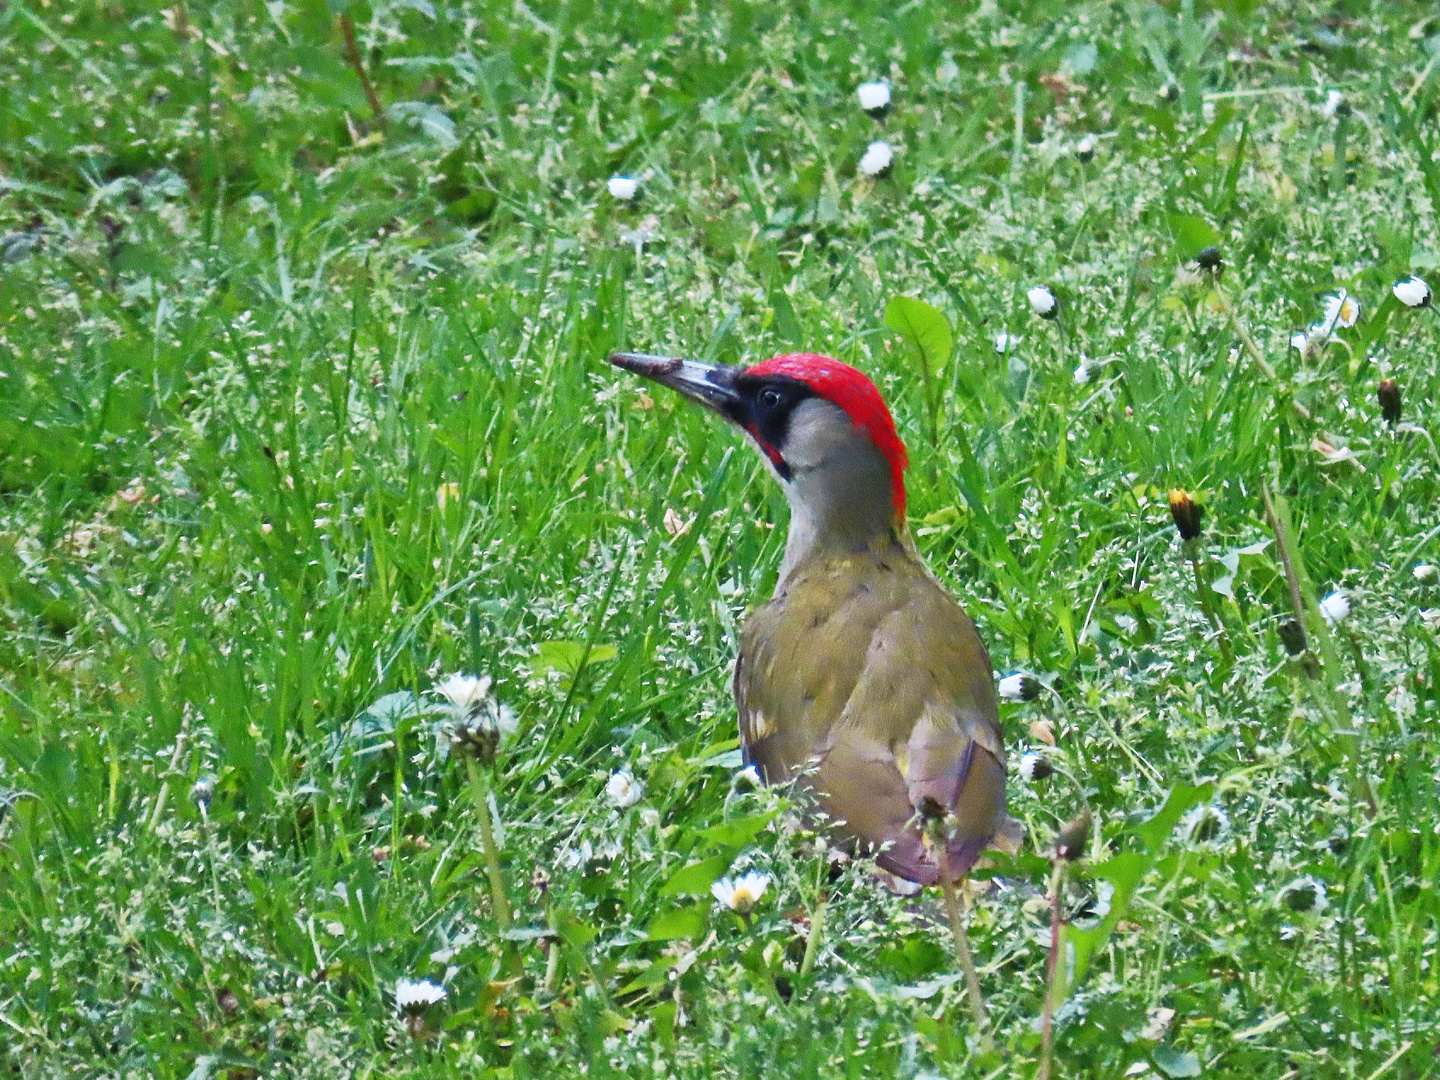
left=610, top=351, right=909, bottom=521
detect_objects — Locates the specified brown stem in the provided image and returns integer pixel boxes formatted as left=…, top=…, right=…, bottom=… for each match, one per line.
left=338, top=14, right=384, bottom=122
left=1039, top=860, right=1067, bottom=1080
left=938, top=845, right=992, bottom=1051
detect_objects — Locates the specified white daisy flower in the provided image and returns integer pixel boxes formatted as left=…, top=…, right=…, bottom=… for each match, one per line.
left=1318, top=591, right=1351, bottom=624
left=1073, top=361, right=1093, bottom=385
left=711, top=871, right=770, bottom=914
left=1291, top=330, right=1312, bottom=352
left=858, top=140, right=894, bottom=177
left=605, top=769, right=643, bottom=808
left=433, top=672, right=517, bottom=763
left=607, top=175, right=639, bottom=201
left=1075, top=135, right=1096, bottom=163
left=1320, top=89, right=1343, bottom=118
left=1414, top=564, right=1437, bottom=582
left=1393, top=275, right=1432, bottom=308
left=395, top=979, right=447, bottom=1014
left=993, top=332, right=1019, bottom=353
left=856, top=81, right=891, bottom=117
left=998, top=672, right=1042, bottom=701
left=1027, top=285, right=1058, bottom=318
left=1018, top=752, right=1052, bottom=781
left=1321, top=292, right=1360, bottom=330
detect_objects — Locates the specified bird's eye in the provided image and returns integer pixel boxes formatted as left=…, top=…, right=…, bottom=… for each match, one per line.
left=758, top=387, right=782, bottom=410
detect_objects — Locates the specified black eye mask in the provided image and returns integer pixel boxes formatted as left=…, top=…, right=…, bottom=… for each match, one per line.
left=729, top=374, right=813, bottom=480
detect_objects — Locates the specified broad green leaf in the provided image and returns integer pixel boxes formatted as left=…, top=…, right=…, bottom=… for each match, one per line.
left=1167, top=214, right=1221, bottom=259
left=660, top=854, right=734, bottom=897
left=1151, top=1045, right=1202, bottom=1077
left=648, top=904, right=707, bottom=941
left=698, top=810, right=778, bottom=849
left=883, top=296, right=953, bottom=376
left=1135, top=783, right=1214, bottom=853
left=531, top=640, right=618, bottom=675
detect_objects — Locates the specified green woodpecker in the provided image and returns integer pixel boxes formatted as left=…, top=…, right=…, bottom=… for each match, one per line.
left=611, top=350, right=1019, bottom=884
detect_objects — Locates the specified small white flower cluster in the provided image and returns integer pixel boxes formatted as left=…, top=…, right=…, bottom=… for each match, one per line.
left=1292, top=290, right=1360, bottom=353
left=712, top=871, right=770, bottom=914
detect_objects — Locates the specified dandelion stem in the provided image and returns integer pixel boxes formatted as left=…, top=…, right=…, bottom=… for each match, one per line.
left=799, top=895, right=827, bottom=980
left=465, top=757, right=512, bottom=930
left=1185, top=541, right=1231, bottom=662
left=937, top=844, right=991, bottom=1051
left=1038, top=859, right=1067, bottom=1080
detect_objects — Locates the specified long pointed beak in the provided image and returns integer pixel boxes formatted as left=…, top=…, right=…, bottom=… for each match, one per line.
left=609, top=352, right=743, bottom=418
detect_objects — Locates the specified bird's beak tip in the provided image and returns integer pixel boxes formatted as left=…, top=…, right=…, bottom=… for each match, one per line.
left=608, top=351, right=683, bottom=378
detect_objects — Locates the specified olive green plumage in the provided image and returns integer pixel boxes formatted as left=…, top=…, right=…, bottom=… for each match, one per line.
left=736, top=530, right=1008, bottom=884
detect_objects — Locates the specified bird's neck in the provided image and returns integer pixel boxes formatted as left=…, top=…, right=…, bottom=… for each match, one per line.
left=775, top=440, right=908, bottom=592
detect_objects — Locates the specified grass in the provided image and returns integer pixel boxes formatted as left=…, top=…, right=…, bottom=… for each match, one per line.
left=2, top=0, right=1440, bottom=1075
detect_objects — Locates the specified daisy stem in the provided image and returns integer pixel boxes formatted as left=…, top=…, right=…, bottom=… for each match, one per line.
left=465, top=757, right=512, bottom=931
left=799, top=895, right=827, bottom=980
left=1038, top=858, right=1067, bottom=1080
left=937, top=845, right=991, bottom=1052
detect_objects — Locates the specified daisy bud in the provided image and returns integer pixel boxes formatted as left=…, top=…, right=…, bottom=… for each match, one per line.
left=1027, top=285, right=1058, bottom=319
left=1018, top=752, right=1053, bottom=782
left=1318, top=591, right=1351, bottom=624
left=1195, top=245, right=1222, bottom=272
left=1166, top=489, right=1203, bottom=542
left=607, top=175, right=639, bottom=201
left=1073, top=361, right=1093, bottom=385
left=858, top=140, right=894, bottom=178
left=1378, top=378, right=1401, bottom=425
left=1320, top=89, right=1344, bottom=119
left=1075, top=135, right=1095, bottom=163
left=998, top=672, right=1042, bottom=702
left=1392, top=275, right=1432, bottom=309
left=1054, top=809, right=1092, bottom=862
left=993, top=331, right=1018, bottom=354
left=856, top=81, right=891, bottom=120
left=1157, top=83, right=1179, bottom=103
left=190, top=775, right=215, bottom=810
left=1414, top=564, right=1437, bottom=582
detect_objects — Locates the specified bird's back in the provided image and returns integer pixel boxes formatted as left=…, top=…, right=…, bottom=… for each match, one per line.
left=736, top=548, right=1009, bottom=883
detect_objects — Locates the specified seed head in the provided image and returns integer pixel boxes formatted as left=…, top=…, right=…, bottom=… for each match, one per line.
left=1378, top=379, right=1401, bottom=425
left=1195, top=245, right=1222, bottom=272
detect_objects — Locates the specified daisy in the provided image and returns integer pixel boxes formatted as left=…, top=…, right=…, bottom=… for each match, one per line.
left=435, top=673, right=492, bottom=714
left=998, top=672, right=1041, bottom=702
left=607, top=175, right=639, bottom=201
left=605, top=769, right=643, bottom=808
left=856, top=81, right=891, bottom=119
left=1075, top=135, right=1095, bottom=163
left=993, top=331, right=1019, bottom=354
left=1073, top=361, right=1093, bottom=385
left=1392, top=275, right=1432, bottom=308
left=1320, top=89, right=1343, bottom=118
left=858, top=141, right=893, bottom=178
left=711, top=871, right=770, bottom=915
left=1321, top=292, right=1360, bottom=330
left=1018, top=752, right=1052, bottom=781
left=395, top=979, right=447, bottom=1014
left=1318, top=591, right=1350, bottom=624
left=1027, top=285, right=1058, bottom=319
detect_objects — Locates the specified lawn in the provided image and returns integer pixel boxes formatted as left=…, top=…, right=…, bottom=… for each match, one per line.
left=2, top=0, right=1440, bottom=1075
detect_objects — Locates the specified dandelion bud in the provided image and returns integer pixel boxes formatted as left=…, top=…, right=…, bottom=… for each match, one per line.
left=1377, top=379, right=1401, bottom=425
left=1166, top=489, right=1203, bottom=542
left=1054, top=809, right=1092, bottom=862
left=1195, top=246, right=1222, bottom=272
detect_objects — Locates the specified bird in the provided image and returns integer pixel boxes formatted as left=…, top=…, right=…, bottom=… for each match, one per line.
left=609, top=350, right=1020, bottom=886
